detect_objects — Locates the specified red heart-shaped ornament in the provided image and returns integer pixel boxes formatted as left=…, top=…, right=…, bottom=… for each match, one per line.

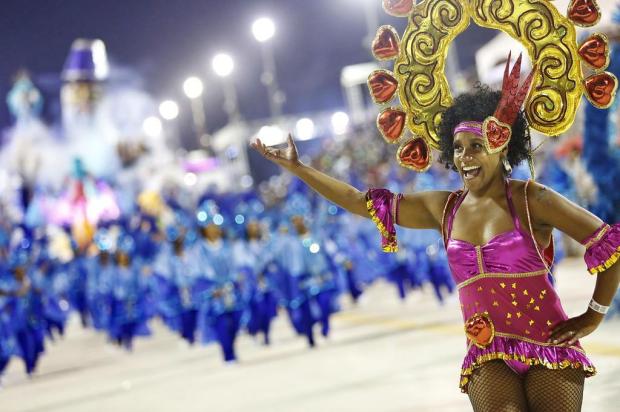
left=568, top=0, right=600, bottom=27
left=397, top=136, right=432, bottom=172
left=484, top=119, right=512, bottom=152
left=372, top=26, right=400, bottom=61
left=382, top=0, right=414, bottom=17
left=579, top=34, right=609, bottom=70
left=368, top=70, right=398, bottom=104
left=465, top=314, right=495, bottom=348
left=377, top=108, right=407, bottom=143
left=584, top=72, right=618, bottom=109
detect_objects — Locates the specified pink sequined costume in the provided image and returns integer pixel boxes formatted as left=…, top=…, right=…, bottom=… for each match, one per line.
left=366, top=180, right=620, bottom=393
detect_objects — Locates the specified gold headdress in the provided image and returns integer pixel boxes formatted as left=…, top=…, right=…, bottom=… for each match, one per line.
left=367, top=0, right=618, bottom=172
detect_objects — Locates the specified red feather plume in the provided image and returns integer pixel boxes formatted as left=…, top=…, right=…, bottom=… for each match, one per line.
left=494, top=52, right=535, bottom=126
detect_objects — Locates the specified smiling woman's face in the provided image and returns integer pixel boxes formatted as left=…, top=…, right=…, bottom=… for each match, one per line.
left=453, top=131, right=503, bottom=190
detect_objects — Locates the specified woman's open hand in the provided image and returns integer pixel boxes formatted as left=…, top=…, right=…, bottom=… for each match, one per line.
left=547, top=309, right=604, bottom=346
left=251, top=134, right=300, bottom=171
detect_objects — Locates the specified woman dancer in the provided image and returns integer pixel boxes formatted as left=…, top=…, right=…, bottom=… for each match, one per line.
left=252, top=77, right=620, bottom=410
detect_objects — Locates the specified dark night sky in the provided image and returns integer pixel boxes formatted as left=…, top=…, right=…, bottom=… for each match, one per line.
left=0, top=0, right=493, bottom=132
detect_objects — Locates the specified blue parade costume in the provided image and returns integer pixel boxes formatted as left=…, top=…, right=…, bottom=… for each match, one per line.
left=108, top=232, right=152, bottom=349
left=0, top=261, right=23, bottom=377
left=85, top=230, right=115, bottom=334
left=315, top=200, right=364, bottom=304
left=275, top=193, right=340, bottom=347
left=66, top=246, right=90, bottom=327
left=4, top=250, right=45, bottom=375
left=231, top=199, right=279, bottom=345
left=131, top=214, right=161, bottom=265
left=86, top=254, right=114, bottom=334
left=32, top=248, right=69, bottom=339
left=194, top=200, right=246, bottom=362
left=152, top=227, right=202, bottom=345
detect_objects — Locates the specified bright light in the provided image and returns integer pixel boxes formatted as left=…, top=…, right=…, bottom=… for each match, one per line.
left=309, top=243, right=321, bottom=254
left=159, top=100, right=179, bottom=120
left=184, top=172, right=198, bottom=186
left=91, top=39, right=109, bottom=81
left=183, top=76, right=204, bottom=99
left=240, top=175, right=254, bottom=189
left=252, top=17, right=276, bottom=43
left=257, top=125, right=286, bottom=146
left=295, top=118, right=315, bottom=141
left=142, top=116, right=163, bottom=137
left=212, top=53, right=235, bottom=77
left=213, top=214, right=224, bottom=226
left=331, top=112, right=350, bottom=135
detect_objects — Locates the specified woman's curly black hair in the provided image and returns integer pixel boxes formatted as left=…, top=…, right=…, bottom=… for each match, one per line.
left=438, top=83, right=532, bottom=171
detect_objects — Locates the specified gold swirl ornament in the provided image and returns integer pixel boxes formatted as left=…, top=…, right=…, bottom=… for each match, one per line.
left=368, top=0, right=618, bottom=172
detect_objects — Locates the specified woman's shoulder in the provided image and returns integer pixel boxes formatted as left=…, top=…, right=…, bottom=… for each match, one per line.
left=508, top=178, right=550, bottom=190
left=508, top=179, right=557, bottom=206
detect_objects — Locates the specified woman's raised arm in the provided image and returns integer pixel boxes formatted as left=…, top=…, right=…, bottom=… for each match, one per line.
left=251, top=134, right=449, bottom=230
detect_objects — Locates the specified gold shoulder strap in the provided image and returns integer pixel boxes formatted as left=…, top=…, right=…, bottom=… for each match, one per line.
left=441, top=190, right=462, bottom=248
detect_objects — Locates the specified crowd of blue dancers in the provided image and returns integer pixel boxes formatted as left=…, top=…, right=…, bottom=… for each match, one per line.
left=0, top=177, right=462, bottom=378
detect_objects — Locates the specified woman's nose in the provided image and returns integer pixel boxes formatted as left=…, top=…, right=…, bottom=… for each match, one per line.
left=461, top=149, right=474, bottom=160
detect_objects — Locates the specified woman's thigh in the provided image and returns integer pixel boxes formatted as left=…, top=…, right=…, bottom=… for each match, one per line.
left=467, top=360, right=528, bottom=412
left=524, top=366, right=585, bottom=412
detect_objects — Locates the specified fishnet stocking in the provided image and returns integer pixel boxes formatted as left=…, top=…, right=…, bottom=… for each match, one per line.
left=467, top=361, right=586, bottom=412
left=524, top=366, right=585, bottom=412
left=468, top=361, right=528, bottom=412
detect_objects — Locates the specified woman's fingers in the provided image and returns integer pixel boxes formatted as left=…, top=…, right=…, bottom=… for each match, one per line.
left=554, top=329, right=577, bottom=346
left=567, top=331, right=585, bottom=346
left=251, top=136, right=293, bottom=164
left=549, top=318, right=588, bottom=346
left=548, top=320, right=572, bottom=344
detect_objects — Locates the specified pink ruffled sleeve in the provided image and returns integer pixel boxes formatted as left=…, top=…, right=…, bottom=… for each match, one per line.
left=581, top=223, right=620, bottom=275
left=365, top=188, right=402, bottom=253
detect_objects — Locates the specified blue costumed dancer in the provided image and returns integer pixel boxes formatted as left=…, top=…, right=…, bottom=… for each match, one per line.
left=274, top=193, right=339, bottom=347
left=232, top=198, right=279, bottom=345
left=194, top=199, right=246, bottom=362
left=152, top=212, right=201, bottom=345
left=109, top=230, right=151, bottom=349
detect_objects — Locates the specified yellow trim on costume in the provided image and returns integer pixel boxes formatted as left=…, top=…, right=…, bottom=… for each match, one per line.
left=365, top=198, right=398, bottom=253
left=588, top=246, right=620, bottom=275
left=456, top=270, right=547, bottom=290
left=475, top=246, right=484, bottom=274
left=493, top=332, right=585, bottom=354
left=459, top=352, right=596, bottom=392
left=584, top=224, right=610, bottom=249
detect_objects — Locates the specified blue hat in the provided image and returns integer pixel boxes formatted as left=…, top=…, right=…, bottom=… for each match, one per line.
left=62, top=39, right=109, bottom=82
left=117, top=232, right=135, bottom=254
left=165, top=226, right=181, bottom=242
left=196, top=199, right=225, bottom=228
left=94, top=229, right=114, bottom=252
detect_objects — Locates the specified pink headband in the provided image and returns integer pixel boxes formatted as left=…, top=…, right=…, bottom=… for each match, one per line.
left=453, top=121, right=483, bottom=137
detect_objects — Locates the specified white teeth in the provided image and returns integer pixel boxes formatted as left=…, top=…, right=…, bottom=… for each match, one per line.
left=462, top=166, right=480, bottom=171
